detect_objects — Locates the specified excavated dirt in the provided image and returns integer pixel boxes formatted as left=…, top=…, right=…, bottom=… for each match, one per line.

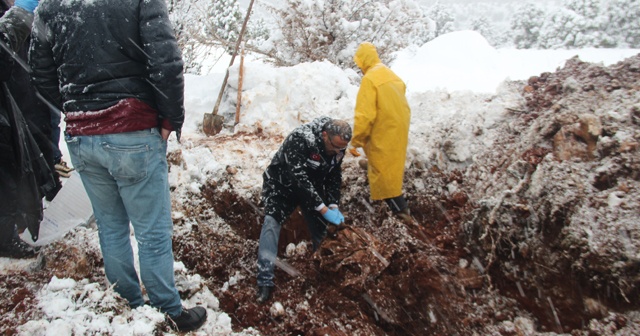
left=174, top=164, right=478, bottom=335
left=171, top=54, right=640, bottom=335
left=1, top=54, right=639, bottom=335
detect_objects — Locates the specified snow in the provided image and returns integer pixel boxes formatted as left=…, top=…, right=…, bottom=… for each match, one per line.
left=2, top=31, right=639, bottom=335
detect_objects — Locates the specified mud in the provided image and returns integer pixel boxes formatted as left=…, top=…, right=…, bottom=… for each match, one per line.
left=172, top=54, right=640, bottom=335
left=1, top=54, right=639, bottom=335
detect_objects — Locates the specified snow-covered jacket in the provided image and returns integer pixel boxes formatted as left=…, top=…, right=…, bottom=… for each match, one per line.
left=1, top=6, right=56, bottom=242
left=264, top=117, right=344, bottom=211
left=0, top=6, right=31, bottom=81
left=352, top=42, right=411, bottom=200
left=28, top=0, right=185, bottom=137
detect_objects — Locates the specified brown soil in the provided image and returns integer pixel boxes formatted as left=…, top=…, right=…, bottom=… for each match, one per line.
left=2, top=54, right=639, bottom=335
left=169, top=54, right=640, bottom=335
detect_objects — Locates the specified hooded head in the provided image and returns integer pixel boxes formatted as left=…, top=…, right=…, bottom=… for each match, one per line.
left=353, top=42, right=381, bottom=74
left=0, top=0, right=11, bottom=15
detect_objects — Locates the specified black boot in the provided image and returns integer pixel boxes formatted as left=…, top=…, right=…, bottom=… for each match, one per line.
left=396, top=207, right=413, bottom=222
left=166, top=306, right=207, bottom=332
left=45, top=178, right=62, bottom=202
left=257, top=286, right=273, bottom=303
left=0, top=236, right=36, bottom=259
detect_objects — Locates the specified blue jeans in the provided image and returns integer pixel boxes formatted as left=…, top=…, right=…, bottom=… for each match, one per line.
left=257, top=213, right=326, bottom=288
left=65, top=128, right=181, bottom=316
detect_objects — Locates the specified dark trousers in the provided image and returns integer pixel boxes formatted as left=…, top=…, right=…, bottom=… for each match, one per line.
left=385, top=195, right=408, bottom=213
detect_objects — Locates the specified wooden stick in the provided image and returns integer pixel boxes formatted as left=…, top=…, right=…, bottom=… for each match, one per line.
left=235, top=42, right=245, bottom=125
left=209, top=0, right=256, bottom=117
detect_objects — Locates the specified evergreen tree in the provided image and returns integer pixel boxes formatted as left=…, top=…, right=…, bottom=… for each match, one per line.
left=539, top=7, right=583, bottom=48
left=510, top=3, right=547, bottom=49
left=565, top=0, right=600, bottom=19
left=167, top=0, right=639, bottom=70
left=545, top=0, right=616, bottom=48
left=557, top=0, right=610, bottom=48
left=204, top=0, right=243, bottom=44
left=426, top=2, right=455, bottom=39
left=470, top=16, right=500, bottom=46
left=604, top=0, right=640, bottom=47
left=167, top=0, right=201, bottom=72
left=166, top=0, right=269, bottom=73
left=263, top=0, right=429, bottom=68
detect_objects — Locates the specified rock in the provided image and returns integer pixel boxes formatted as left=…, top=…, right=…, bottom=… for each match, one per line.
left=451, top=191, right=469, bottom=207
left=631, top=104, right=640, bottom=125
left=619, top=140, right=639, bottom=153
left=578, top=114, right=602, bottom=141
left=270, top=302, right=285, bottom=317
left=358, top=158, right=368, bottom=170
left=167, top=149, right=185, bottom=169
left=552, top=114, right=601, bottom=161
left=47, top=246, right=92, bottom=280
left=584, top=298, right=608, bottom=318
left=457, top=267, right=483, bottom=289
left=226, top=165, right=238, bottom=175
left=295, top=241, right=308, bottom=256
left=563, top=76, right=580, bottom=93
left=285, top=243, right=296, bottom=257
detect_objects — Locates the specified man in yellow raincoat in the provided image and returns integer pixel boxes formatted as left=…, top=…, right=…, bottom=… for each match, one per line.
left=351, top=42, right=412, bottom=221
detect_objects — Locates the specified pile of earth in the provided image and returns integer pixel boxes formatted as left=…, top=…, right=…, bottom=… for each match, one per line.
left=1, top=54, right=639, bottom=335
left=171, top=54, right=640, bottom=335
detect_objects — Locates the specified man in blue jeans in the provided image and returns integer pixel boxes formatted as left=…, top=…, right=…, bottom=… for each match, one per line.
left=256, top=117, right=350, bottom=303
left=29, top=0, right=206, bottom=331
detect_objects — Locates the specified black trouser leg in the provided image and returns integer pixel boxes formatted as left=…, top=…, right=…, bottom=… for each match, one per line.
left=385, top=195, right=408, bottom=213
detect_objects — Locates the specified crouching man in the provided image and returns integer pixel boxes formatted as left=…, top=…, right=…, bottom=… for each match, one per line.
left=256, top=117, right=351, bottom=303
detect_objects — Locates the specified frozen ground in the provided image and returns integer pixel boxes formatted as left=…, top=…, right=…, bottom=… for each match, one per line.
left=1, top=32, right=639, bottom=335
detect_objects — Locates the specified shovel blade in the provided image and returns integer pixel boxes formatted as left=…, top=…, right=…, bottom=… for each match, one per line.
left=203, top=113, right=225, bottom=136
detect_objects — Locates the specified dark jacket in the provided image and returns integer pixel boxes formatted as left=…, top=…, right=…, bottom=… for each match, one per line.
left=1, top=6, right=56, bottom=242
left=0, top=6, right=30, bottom=80
left=1, top=0, right=57, bottom=186
left=28, top=0, right=184, bottom=137
left=264, top=117, right=344, bottom=212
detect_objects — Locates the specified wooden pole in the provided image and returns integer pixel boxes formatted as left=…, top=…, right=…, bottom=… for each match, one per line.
left=211, top=0, right=255, bottom=109
left=235, top=42, right=245, bottom=125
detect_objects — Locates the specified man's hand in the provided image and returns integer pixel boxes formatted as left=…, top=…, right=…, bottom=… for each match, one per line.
left=14, top=0, right=39, bottom=13
left=328, top=204, right=345, bottom=224
left=348, top=147, right=361, bottom=157
left=322, top=208, right=344, bottom=225
left=161, top=128, right=171, bottom=141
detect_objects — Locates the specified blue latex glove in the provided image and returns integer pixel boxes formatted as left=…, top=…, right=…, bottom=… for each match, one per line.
left=322, top=208, right=344, bottom=225
left=328, top=205, right=345, bottom=224
left=335, top=209, right=345, bottom=224
left=14, top=0, right=39, bottom=13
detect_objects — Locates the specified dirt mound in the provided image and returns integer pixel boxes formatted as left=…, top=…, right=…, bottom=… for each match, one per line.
left=2, top=54, right=639, bottom=335
left=461, top=54, right=640, bottom=333
left=175, top=54, right=640, bottom=335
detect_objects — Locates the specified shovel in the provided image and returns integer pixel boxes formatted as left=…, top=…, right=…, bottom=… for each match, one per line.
left=202, top=112, right=224, bottom=136
left=202, top=0, right=255, bottom=136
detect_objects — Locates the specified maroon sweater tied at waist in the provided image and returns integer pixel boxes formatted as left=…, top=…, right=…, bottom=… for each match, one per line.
left=64, top=98, right=173, bottom=136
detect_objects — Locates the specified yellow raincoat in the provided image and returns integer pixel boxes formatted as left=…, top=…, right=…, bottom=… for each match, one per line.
left=352, top=42, right=411, bottom=200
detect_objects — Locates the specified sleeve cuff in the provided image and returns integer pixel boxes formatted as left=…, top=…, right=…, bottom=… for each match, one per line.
left=315, top=203, right=326, bottom=212
left=161, top=119, right=174, bottom=131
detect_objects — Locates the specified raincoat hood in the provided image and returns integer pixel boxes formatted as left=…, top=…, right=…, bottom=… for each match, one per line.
left=354, top=42, right=381, bottom=74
